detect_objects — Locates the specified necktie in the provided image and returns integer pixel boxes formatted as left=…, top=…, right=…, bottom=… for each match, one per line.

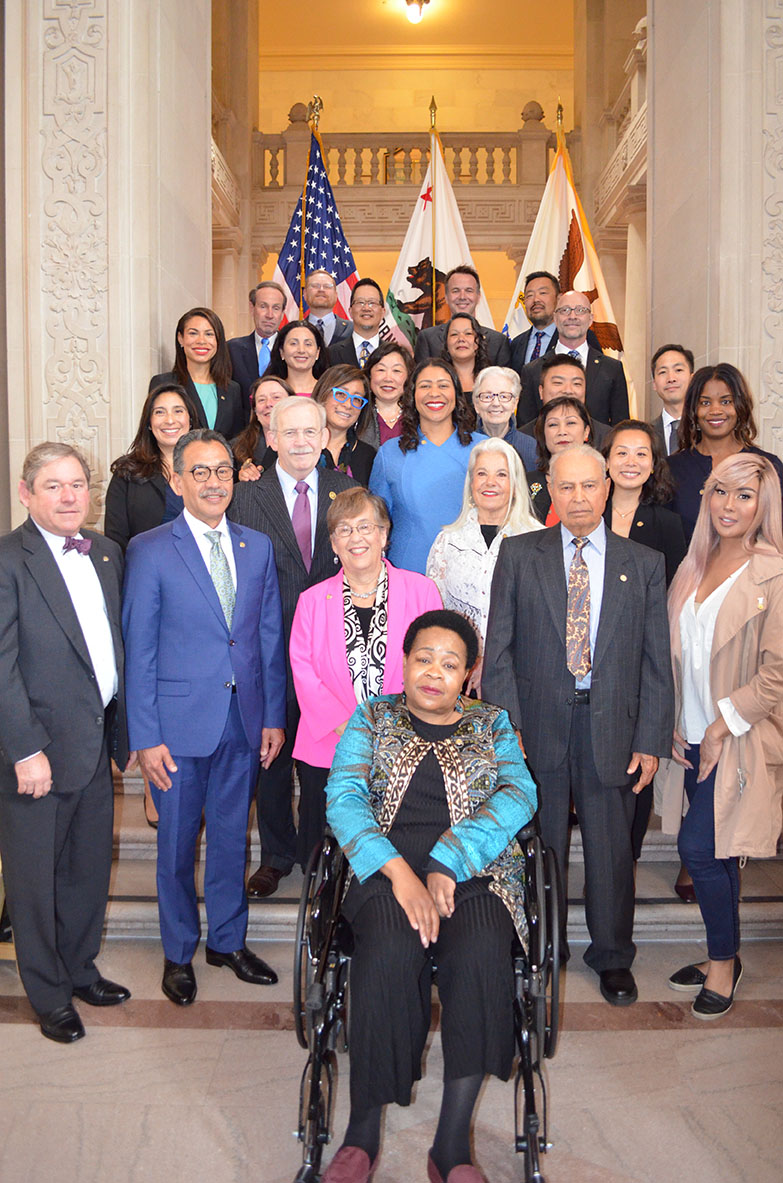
left=315, top=318, right=324, bottom=332
left=292, top=480, right=312, bottom=572
left=63, top=536, right=91, bottom=555
left=566, top=537, right=591, bottom=680
left=568, top=349, right=580, bottom=360
left=668, top=420, right=680, bottom=455
left=205, top=530, right=235, bottom=628
left=530, top=331, right=545, bottom=361
left=258, top=337, right=271, bottom=376
left=359, top=340, right=372, bottom=368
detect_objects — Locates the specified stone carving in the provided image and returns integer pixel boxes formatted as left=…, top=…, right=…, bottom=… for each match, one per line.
left=40, top=0, right=108, bottom=509
left=761, top=5, right=783, bottom=452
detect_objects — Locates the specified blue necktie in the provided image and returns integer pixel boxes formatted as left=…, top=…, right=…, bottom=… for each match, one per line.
left=569, top=349, right=580, bottom=360
left=258, top=338, right=271, bottom=376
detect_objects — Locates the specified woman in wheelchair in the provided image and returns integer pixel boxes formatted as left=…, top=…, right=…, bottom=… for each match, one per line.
left=322, top=609, right=538, bottom=1183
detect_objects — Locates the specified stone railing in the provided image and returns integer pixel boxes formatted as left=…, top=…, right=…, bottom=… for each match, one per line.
left=248, top=100, right=581, bottom=265
left=211, top=137, right=241, bottom=227
left=595, top=17, right=647, bottom=227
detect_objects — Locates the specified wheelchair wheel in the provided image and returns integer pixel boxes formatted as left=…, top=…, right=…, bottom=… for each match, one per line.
left=293, top=840, right=325, bottom=1049
left=543, top=846, right=561, bottom=1060
left=525, top=835, right=548, bottom=975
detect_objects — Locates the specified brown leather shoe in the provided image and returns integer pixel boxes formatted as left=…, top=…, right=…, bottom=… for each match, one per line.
left=246, top=865, right=285, bottom=898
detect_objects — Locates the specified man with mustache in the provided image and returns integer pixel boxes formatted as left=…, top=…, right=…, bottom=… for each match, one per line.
left=229, top=399, right=359, bottom=895
left=122, top=429, right=287, bottom=1005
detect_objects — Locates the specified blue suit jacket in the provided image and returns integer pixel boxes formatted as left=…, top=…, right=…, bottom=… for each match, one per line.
left=122, top=514, right=286, bottom=756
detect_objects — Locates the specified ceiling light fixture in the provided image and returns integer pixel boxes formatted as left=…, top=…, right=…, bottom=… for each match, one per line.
left=406, top=0, right=431, bottom=24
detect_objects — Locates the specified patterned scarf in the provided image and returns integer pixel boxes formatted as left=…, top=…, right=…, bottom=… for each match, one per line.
left=343, top=563, right=388, bottom=704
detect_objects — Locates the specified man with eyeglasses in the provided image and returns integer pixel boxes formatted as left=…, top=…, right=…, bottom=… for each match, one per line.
left=229, top=398, right=359, bottom=897
left=329, top=278, right=388, bottom=369
left=516, top=290, right=629, bottom=426
left=123, top=428, right=287, bottom=1005
left=304, top=269, right=351, bottom=346
left=413, top=265, right=511, bottom=366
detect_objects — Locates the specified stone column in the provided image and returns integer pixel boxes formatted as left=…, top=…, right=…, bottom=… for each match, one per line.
left=648, top=0, right=782, bottom=452
left=3, top=0, right=212, bottom=526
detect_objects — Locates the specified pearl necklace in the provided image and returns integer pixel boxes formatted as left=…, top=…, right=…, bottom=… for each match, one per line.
left=347, top=573, right=383, bottom=600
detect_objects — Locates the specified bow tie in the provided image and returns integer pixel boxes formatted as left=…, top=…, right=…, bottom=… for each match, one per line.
left=63, top=536, right=92, bottom=555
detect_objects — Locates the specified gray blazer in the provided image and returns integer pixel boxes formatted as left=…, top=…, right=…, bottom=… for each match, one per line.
left=0, top=518, right=128, bottom=791
left=482, top=525, right=673, bottom=787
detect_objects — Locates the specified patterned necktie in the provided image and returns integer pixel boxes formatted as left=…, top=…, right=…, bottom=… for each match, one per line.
left=668, top=419, right=680, bottom=455
left=530, top=330, right=545, bottom=361
left=566, top=537, right=591, bottom=679
left=63, top=536, right=91, bottom=555
left=258, top=337, right=271, bottom=376
left=568, top=349, right=580, bottom=360
left=359, top=340, right=372, bottom=368
left=205, top=530, right=235, bottom=628
left=292, top=480, right=312, bottom=572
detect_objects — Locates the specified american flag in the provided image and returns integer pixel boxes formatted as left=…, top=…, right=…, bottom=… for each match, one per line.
left=273, top=132, right=359, bottom=323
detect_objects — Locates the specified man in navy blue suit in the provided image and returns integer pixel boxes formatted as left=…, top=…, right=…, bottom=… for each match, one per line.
left=123, top=429, right=287, bottom=1005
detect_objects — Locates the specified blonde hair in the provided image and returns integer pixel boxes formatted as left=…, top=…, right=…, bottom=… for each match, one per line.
left=444, top=438, right=542, bottom=535
left=668, top=453, right=783, bottom=627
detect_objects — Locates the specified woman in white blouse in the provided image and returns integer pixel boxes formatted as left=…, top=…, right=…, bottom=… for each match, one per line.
left=425, top=438, right=542, bottom=694
left=659, top=453, right=783, bottom=1018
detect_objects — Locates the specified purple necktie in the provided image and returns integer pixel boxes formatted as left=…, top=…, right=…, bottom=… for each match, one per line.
left=530, top=330, right=545, bottom=361
left=292, top=480, right=312, bottom=572
left=63, top=536, right=91, bottom=555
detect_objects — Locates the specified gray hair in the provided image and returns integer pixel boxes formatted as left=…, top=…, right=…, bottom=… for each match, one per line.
left=21, top=442, right=90, bottom=489
left=269, top=396, right=327, bottom=433
left=548, top=443, right=607, bottom=481
left=444, top=438, right=543, bottom=536
left=472, top=365, right=521, bottom=402
left=172, top=428, right=233, bottom=475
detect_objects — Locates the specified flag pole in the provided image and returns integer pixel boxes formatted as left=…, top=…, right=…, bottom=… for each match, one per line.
left=299, top=95, right=324, bottom=316
left=429, top=96, right=437, bottom=327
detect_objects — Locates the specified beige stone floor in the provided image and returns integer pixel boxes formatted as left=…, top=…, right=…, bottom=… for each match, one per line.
left=1, top=938, right=782, bottom=1183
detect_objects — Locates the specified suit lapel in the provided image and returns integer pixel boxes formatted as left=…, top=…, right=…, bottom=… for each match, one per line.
left=171, top=515, right=229, bottom=630
left=227, top=519, right=249, bottom=626
left=22, top=520, right=93, bottom=671
left=264, top=470, right=309, bottom=571
left=214, top=385, right=232, bottom=436
left=87, top=533, right=123, bottom=658
left=593, top=531, right=626, bottom=668
left=314, top=475, right=335, bottom=566
left=536, top=529, right=567, bottom=647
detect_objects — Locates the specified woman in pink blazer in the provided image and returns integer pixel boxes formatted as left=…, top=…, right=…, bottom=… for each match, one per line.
left=290, top=488, right=442, bottom=862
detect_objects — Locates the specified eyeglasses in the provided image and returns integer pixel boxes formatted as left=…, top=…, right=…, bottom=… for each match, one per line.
left=307, top=281, right=335, bottom=291
left=332, top=521, right=379, bottom=539
left=556, top=305, right=591, bottom=316
left=332, top=387, right=368, bottom=410
left=352, top=299, right=382, bottom=310
left=187, top=464, right=234, bottom=482
left=475, top=391, right=516, bottom=404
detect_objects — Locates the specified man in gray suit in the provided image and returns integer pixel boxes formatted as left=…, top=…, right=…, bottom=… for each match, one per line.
left=304, top=269, right=351, bottom=346
left=483, top=445, right=673, bottom=1006
left=0, top=444, right=132, bottom=1042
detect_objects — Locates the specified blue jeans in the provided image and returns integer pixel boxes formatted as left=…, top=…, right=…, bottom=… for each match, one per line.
left=677, top=745, right=740, bottom=960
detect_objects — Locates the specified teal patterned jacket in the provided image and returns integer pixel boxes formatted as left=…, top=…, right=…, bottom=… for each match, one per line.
left=325, top=694, right=538, bottom=942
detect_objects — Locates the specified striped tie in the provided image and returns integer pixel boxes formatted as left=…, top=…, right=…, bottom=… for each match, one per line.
left=205, top=531, right=235, bottom=628
left=566, top=537, right=591, bottom=680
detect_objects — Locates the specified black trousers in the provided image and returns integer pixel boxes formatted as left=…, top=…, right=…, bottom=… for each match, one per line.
left=347, top=889, right=515, bottom=1110
left=536, top=703, right=636, bottom=973
left=0, top=743, right=113, bottom=1013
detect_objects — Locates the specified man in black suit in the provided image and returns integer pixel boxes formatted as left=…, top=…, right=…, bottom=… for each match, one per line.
left=304, top=269, right=351, bottom=346
left=414, top=265, right=511, bottom=365
left=328, top=278, right=386, bottom=369
left=0, top=444, right=133, bottom=1042
left=519, top=355, right=611, bottom=449
left=649, top=343, right=694, bottom=456
left=483, top=445, right=673, bottom=1006
left=509, top=270, right=561, bottom=371
left=227, top=281, right=287, bottom=409
left=516, top=290, right=629, bottom=426
left=229, top=398, right=359, bottom=896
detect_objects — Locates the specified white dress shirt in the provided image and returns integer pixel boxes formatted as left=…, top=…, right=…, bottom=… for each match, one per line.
left=680, top=564, right=751, bottom=743
left=255, top=330, right=277, bottom=356
left=182, top=508, right=237, bottom=589
left=308, top=311, right=336, bottom=344
left=276, top=462, right=319, bottom=556
left=352, top=331, right=380, bottom=360
left=37, top=522, right=118, bottom=708
left=555, top=339, right=589, bottom=365
left=560, top=519, right=607, bottom=690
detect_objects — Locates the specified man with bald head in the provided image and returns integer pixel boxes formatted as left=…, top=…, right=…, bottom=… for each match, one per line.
left=515, top=290, right=629, bottom=426
left=483, top=445, right=673, bottom=1007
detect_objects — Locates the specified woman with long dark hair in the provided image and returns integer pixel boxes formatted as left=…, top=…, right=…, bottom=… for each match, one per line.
left=440, top=313, right=489, bottom=401
left=263, top=318, right=329, bottom=394
left=525, top=395, right=594, bottom=524
left=360, top=342, right=413, bottom=448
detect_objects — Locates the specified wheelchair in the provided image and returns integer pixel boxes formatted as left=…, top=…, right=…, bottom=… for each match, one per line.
left=291, top=823, right=561, bottom=1183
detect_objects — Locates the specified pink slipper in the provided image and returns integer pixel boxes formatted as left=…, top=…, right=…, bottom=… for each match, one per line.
left=321, top=1145, right=377, bottom=1182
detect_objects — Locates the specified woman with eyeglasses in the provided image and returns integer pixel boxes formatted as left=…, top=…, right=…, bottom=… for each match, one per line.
left=440, top=313, right=489, bottom=401
left=288, top=488, right=442, bottom=863
left=471, top=366, right=537, bottom=470
left=312, top=365, right=377, bottom=485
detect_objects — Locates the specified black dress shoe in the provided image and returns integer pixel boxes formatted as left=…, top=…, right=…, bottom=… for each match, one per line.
left=162, top=958, right=197, bottom=1005
left=246, top=865, right=285, bottom=898
left=205, top=945, right=278, bottom=985
left=692, top=956, right=743, bottom=1020
left=38, top=1003, right=85, bottom=1043
left=599, top=968, right=638, bottom=1006
left=73, top=977, right=131, bottom=1007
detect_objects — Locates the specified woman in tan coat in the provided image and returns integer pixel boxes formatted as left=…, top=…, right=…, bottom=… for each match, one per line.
left=658, top=453, right=783, bottom=1018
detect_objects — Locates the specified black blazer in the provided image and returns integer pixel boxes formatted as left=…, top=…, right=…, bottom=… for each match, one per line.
left=525, top=468, right=552, bottom=524
left=483, top=525, right=674, bottom=787
left=510, top=325, right=602, bottom=375
left=603, top=499, right=687, bottom=587
left=414, top=322, right=511, bottom=366
left=149, top=370, right=248, bottom=438
left=308, top=314, right=351, bottom=345
left=227, top=332, right=262, bottom=409
left=327, top=335, right=369, bottom=368
left=104, top=471, right=170, bottom=552
left=516, top=347, right=630, bottom=428
left=0, top=518, right=129, bottom=790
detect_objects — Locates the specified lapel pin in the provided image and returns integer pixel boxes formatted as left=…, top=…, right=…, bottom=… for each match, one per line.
left=620, top=574, right=628, bottom=582
left=102, top=555, right=110, bottom=562
left=329, top=490, right=336, bottom=500
left=757, top=596, right=765, bottom=610
left=239, top=541, right=246, bottom=548
left=326, top=594, right=332, bottom=600
left=636, top=520, right=643, bottom=527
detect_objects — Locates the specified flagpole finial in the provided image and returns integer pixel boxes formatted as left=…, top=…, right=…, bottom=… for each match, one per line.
left=429, top=96, right=437, bottom=130
left=556, top=99, right=564, bottom=128
left=307, top=94, right=323, bottom=131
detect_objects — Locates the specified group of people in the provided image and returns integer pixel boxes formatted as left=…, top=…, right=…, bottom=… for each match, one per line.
left=0, top=262, right=781, bottom=1183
